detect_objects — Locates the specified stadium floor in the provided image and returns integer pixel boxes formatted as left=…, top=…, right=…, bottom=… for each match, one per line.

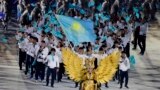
left=0, top=13, right=160, bottom=90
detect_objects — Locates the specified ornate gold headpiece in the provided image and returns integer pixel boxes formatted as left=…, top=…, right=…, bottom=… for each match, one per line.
left=84, top=58, right=95, bottom=69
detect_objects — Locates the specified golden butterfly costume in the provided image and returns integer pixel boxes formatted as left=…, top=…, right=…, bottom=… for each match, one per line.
left=62, top=48, right=121, bottom=90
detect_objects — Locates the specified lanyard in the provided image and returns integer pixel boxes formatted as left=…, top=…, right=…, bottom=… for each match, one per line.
left=51, top=54, right=54, bottom=61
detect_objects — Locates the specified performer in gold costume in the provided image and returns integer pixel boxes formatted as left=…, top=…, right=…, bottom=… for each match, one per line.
left=62, top=48, right=121, bottom=90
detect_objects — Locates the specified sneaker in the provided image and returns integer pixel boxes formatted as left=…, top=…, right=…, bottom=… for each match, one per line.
left=75, top=84, right=78, bottom=88
left=117, top=81, right=120, bottom=84
left=105, top=85, right=109, bottom=88
left=139, top=52, right=144, bottom=55
left=125, top=86, right=129, bottom=89
left=24, top=71, right=27, bottom=75
left=131, top=41, right=134, bottom=44
left=132, top=48, right=136, bottom=50
left=46, top=84, right=48, bottom=86
left=35, top=80, right=38, bottom=83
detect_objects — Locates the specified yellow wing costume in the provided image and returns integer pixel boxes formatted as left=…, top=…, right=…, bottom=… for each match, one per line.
left=62, top=48, right=121, bottom=90
left=62, top=48, right=85, bottom=82
left=95, top=50, right=121, bottom=84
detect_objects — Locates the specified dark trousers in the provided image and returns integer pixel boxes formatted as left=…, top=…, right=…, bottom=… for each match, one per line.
left=133, top=30, right=139, bottom=49
left=133, top=35, right=138, bottom=49
left=19, top=49, right=26, bottom=70
left=124, top=43, right=130, bottom=57
left=57, top=63, right=64, bottom=82
left=30, top=56, right=35, bottom=78
left=75, top=82, right=79, bottom=87
left=114, top=66, right=120, bottom=82
left=151, top=10, right=156, bottom=20
left=25, top=54, right=31, bottom=75
left=120, top=70, right=129, bottom=87
left=25, top=54, right=34, bottom=75
left=46, top=67, right=56, bottom=87
left=138, top=35, right=146, bottom=54
left=35, top=62, right=45, bottom=80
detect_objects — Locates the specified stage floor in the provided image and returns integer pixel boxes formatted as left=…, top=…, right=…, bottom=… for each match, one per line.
left=0, top=13, right=160, bottom=90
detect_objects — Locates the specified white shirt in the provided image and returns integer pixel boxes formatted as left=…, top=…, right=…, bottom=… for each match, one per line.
left=21, top=9, right=28, bottom=18
left=17, top=4, right=23, bottom=13
left=40, top=0, right=46, bottom=12
left=43, top=37, right=49, bottom=46
left=55, top=48, right=62, bottom=63
left=26, top=27, right=34, bottom=34
left=106, top=37, right=114, bottom=48
left=140, top=23, right=148, bottom=35
left=0, top=1, right=3, bottom=12
left=106, top=48, right=114, bottom=55
left=102, top=1, right=108, bottom=10
left=37, top=47, right=49, bottom=62
left=38, top=18, right=45, bottom=27
left=28, top=43, right=40, bottom=57
left=18, top=38, right=24, bottom=49
left=16, top=33, right=22, bottom=41
left=128, top=23, right=134, bottom=32
left=34, top=44, right=40, bottom=57
left=121, top=30, right=132, bottom=47
left=77, top=53, right=86, bottom=66
left=45, top=54, right=59, bottom=69
left=92, top=53, right=107, bottom=60
left=104, top=25, right=108, bottom=32
left=117, top=21, right=124, bottom=29
left=21, top=38, right=29, bottom=52
left=119, top=57, right=130, bottom=71
left=1, top=1, right=7, bottom=13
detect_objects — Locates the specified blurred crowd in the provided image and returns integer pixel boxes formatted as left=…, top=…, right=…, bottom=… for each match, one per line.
left=13, top=0, right=159, bottom=89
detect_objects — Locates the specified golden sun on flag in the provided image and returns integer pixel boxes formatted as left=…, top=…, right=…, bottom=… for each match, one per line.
left=71, top=22, right=85, bottom=33
left=72, top=22, right=81, bottom=31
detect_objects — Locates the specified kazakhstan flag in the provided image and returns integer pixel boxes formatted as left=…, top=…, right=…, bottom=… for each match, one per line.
left=56, top=15, right=96, bottom=45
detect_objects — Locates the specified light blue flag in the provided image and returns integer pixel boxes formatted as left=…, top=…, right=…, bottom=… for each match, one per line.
left=88, top=1, right=95, bottom=7
left=56, top=15, right=96, bottom=45
left=45, top=27, right=51, bottom=33
left=44, top=14, right=50, bottom=18
left=133, top=7, right=139, bottom=13
left=129, top=55, right=136, bottom=70
left=51, top=30, right=63, bottom=39
left=125, top=15, right=131, bottom=22
left=80, top=9, right=86, bottom=14
left=99, top=14, right=110, bottom=21
left=48, top=10, right=52, bottom=14
left=1, top=37, right=8, bottom=43
left=136, top=13, right=140, bottom=18
left=94, top=44, right=100, bottom=52
left=101, top=36, right=107, bottom=41
left=33, top=21, right=37, bottom=28
left=44, top=22, right=50, bottom=29
left=50, top=16, right=59, bottom=25
left=69, top=3, right=76, bottom=9
left=97, top=4, right=102, bottom=11
left=109, top=25, right=116, bottom=32
left=37, top=27, right=43, bottom=31
left=95, top=14, right=99, bottom=21
left=31, top=3, right=36, bottom=7
left=129, top=55, right=136, bottom=65
left=19, top=27, right=25, bottom=32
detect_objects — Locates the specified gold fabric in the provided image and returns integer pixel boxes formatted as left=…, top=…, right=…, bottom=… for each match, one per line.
left=62, top=48, right=121, bottom=90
